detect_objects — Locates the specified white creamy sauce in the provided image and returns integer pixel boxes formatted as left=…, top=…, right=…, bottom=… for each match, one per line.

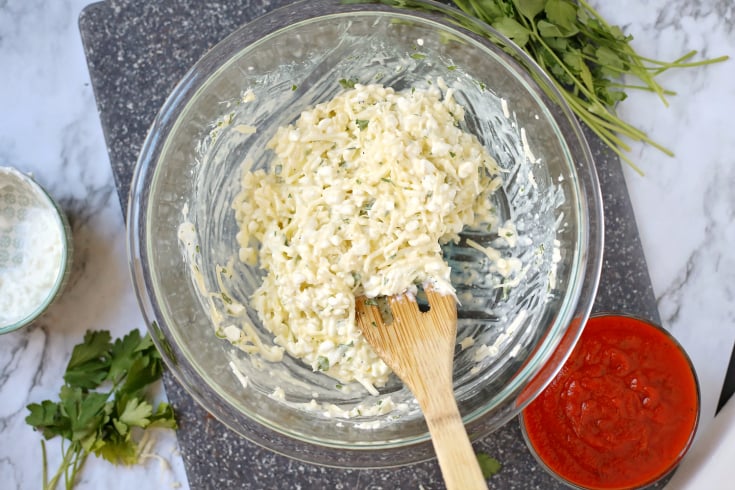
left=233, top=124, right=257, bottom=135
left=177, top=219, right=285, bottom=363
left=0, top=170, right=64, bottom=326
left=459, top=336, right=475, bottom=350
left=549, top=238, right=562, bottom=290
left=465, top=238, right=521, bottom=279
left=520, top=127, right=540, bottom=166
left=300, top=398, right=391, bottom=421
left=472, top=310, right=529, bottom=363
left=228, top=360, right=250, bottom=388
left=500, top=98, right=510, bottom=119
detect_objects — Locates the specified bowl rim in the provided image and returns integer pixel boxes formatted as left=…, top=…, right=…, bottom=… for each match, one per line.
left=127, top=0, right=604, bottom=468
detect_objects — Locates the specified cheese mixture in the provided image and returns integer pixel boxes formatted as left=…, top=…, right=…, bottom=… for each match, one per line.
left=232, top=82, right=502, bottom=393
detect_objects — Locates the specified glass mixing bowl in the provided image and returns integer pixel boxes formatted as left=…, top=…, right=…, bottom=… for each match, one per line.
left=128, top=0, right=603, bottom=468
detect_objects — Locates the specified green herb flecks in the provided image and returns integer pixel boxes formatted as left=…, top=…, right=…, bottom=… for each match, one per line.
left=355, top=119, right=369, bottom=131
left=25, top=330, right=177, bottom=490
left=450, top=0, right=728, bottom=174
left=339, top=78, right=357, bottom=89
left=317, top=356, right=330, bottom=371
left=359, top=198, right=375, bottom=217
left=476, top=451, right=502, bottom=478
left=351, top=271, right=362, bottom=285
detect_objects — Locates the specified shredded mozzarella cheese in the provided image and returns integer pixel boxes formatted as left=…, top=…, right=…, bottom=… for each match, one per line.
left=232, top=82, right=501, bottom=391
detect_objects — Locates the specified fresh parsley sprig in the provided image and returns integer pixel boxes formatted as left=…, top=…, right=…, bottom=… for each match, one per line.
left=26, top=330, right=177, bottom=490
left=450, top=0, right=728, bottom=174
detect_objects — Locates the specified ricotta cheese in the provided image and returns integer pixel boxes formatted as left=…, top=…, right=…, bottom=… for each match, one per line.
left=232, top=82, right=502, bottom=392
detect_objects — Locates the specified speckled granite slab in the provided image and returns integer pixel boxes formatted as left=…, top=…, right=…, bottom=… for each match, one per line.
left=79, top=1, right=661, bottom=488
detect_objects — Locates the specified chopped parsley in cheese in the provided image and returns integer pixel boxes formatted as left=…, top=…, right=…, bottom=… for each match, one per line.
left=232, top=81, right=502, bottom=393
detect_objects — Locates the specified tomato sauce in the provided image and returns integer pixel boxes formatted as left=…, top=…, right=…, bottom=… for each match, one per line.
left=522, top=314, right=699, bottom=490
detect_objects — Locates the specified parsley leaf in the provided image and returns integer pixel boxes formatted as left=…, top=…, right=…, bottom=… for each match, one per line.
left=513, top=0, right=545, bottom=20
left=316, top=356, right=330, bottom=371
left=149, top=402, right=178, bottom=429
left=26, top=400, right=68, bottom=440
left=544, top=0, right=579, bottom=36
left=118, top=397, right=153, bottom=428
left=95, top=432, right=138, bottom=466
left=493, top=17, right=530, bottom=46
left=120, top=344, right=163, bottom=395
left=107, top=329, right=146, bottom=384
left=63, top=330, right=112, bottom=389
left=339, top=78, right=357, bottom=89
left=476, top=451, right=502, bottom=478
left=60, top=387, right=109, bottom=445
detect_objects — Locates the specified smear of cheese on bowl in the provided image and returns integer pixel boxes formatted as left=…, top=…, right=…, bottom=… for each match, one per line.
left=232, top=81, right=502, bottom=394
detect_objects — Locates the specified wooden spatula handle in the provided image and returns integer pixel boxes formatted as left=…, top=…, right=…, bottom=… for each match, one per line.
left=355, top=291, right=487, bottom=489
left=423, top=395, right=488, bottom=490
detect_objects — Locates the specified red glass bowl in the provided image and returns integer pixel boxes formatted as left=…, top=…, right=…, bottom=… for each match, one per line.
left=520, top=313, right=700, bottom=490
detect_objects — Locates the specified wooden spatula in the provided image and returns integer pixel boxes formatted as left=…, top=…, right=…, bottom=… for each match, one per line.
left=355, top=287, right=488, bottom=490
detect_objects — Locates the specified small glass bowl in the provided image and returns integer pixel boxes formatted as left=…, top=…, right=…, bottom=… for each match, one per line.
left=0, top=167, right=73, bottom=334
left=520, top=313, right=701, bottom=490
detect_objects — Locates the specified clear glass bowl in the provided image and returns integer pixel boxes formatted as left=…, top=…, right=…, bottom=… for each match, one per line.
left=128, top=0, right=603, bottom=468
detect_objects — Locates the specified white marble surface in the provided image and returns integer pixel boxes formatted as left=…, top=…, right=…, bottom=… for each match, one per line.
left=0, top=0, right=733, bottom=489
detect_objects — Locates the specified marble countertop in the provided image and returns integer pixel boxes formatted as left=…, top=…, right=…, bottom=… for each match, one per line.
left=1, top=0, right=733, bottom=489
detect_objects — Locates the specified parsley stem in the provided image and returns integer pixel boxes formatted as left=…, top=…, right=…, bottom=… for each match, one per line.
left=68, top=449, right=88, bottom=490
left=42, top=440, right=49, bottom=490
left=585, top=107, right=650, bottom=147
left=532, top=33, right=667, bottom=153
left=648, top=50, right=698, bottom=65
left=528, top=41, right=669, bottom=175
left=44, top=441, right=79, bottom=490
left=608, top=83, right=676, bottom=96
left=561, top=95, right=644, bottom=173
left=649, top=54, right=730, bottom=72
